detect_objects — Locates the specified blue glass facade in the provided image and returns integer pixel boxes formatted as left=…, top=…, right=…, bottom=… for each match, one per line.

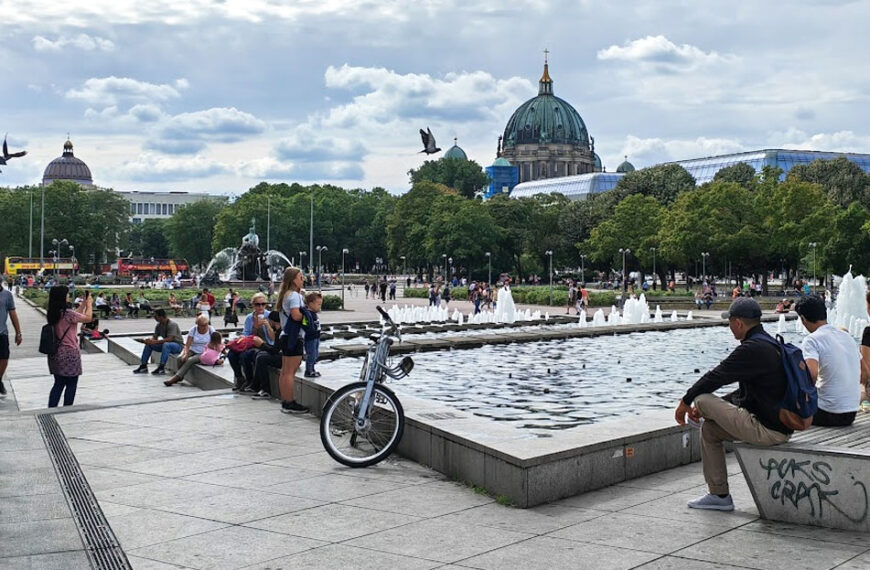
left=485, top=164, right=519, bottom=198
left=509, top=172, right=622, bottom=200
left=672, top=149, right=870, bottom=185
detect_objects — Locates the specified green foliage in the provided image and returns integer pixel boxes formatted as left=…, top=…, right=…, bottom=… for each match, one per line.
left=126, top=219, right=170, bottom=258
left=582, top=194, right=664, bottom=269
left=164, top=199, right=226, bottom=268
left=409, top=158, right=491, bottom=199
left=713, top=163, right=758, bottom=190
left=787, top=157, right=870, bottom=209
left=321, top=295, right=343, bottom=311
left=614, top=163, right=696, bottom=206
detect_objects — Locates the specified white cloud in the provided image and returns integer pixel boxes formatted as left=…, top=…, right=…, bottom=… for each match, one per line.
left=618, top=135, right=746, bottom=166
left=236, top=156, right=364, bottom=181
left=66, top=76, right=186, bottom=106
left=275, top=130, right=366, bottom=162
left=32, top=33, right=114, bottom=52
left=129, top=104, right=165, bottom=123
left=774, top=129, right=870, bottom=153
left=597, top=35, right=737, bottom=72
left=121, top=153, right=230, bottom=181
left=162, top=107, right=266, bottom=140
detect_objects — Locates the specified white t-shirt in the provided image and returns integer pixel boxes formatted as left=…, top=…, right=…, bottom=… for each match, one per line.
left=187, top=325, right=216, bottom=355
left=802, top=324, right=861, bottom=413
left=280, top=291, right=304, bottom=338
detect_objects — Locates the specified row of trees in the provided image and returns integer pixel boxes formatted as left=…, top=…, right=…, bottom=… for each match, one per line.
left=1, top=156, right=868, bottom=290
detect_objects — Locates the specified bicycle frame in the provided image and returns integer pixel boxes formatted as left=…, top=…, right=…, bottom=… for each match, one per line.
left=355, top=308, right=412, bottom=429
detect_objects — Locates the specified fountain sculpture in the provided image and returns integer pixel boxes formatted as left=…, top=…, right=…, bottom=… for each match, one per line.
left=202, top=219, right=292, bottom=284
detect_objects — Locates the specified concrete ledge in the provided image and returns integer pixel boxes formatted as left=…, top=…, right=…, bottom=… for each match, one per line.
left=295, top=372, right=699, bottom=508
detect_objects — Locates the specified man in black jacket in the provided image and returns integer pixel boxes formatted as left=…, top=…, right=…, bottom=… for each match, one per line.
left=675, top=297, right=791, bottom=511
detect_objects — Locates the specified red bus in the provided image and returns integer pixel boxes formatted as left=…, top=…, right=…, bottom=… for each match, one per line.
left=112, top=258, right=190, bottom=278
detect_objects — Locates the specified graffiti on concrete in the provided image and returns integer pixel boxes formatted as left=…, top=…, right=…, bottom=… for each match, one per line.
left=758, top=457, right=868, bottom=523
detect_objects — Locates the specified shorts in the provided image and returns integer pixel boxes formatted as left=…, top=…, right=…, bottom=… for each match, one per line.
left=0, top=334, right=8, bottom=360
left=281, top=334, right=303, bottom=357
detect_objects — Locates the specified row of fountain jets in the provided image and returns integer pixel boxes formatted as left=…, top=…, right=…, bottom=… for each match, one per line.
left=386, top=270, right=870, bottom=339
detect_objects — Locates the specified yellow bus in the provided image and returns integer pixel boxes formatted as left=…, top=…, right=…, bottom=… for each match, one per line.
left=3, top=257, right=78, bottom=276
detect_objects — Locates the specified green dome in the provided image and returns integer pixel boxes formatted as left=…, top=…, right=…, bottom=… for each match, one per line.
left=616, top=156, right=635, bottom=173
left=492, top=157, right=511, bottom=167
left=444, top=139, right=468, bottom=160
left=593, top=153, right=602, bottom=170
left=502, top=63, right=589, bottom=150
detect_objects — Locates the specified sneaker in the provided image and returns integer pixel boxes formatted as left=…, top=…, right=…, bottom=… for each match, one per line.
left=151, top=366, right=166, bottom=375
left=133, top=365, right=148, bottom=374
left=280, top=400, right=309, bottom=414
left=0, top=379, right=6, bottom=396
left=303, top=371, right=316, bottom=378
left=861, top=400, right=870, bottom=413
left=687, top=493, right=734, bottom=511
left=240, top=384, right=256, bottom=394
left=252, top=390, right=271, bottom=400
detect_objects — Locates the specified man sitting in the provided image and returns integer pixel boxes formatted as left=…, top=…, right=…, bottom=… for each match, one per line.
left=795, top=296, right=862, bottom=426
left=675, top=297, right=791, bottom=511
left=132, top=309, right=184, bottom=375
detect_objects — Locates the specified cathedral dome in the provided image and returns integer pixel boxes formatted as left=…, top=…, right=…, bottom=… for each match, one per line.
left=443, top=138, right=468, bottom=160
left=43, top=139, right=93, bottom=186
left=616, top=156, right=635, bottom=173
left=593, top=153, right=602, bottom=171
left=502, top=63, right=589, bottom=150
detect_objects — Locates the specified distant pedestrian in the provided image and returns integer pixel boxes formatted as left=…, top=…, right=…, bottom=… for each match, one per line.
left=46, top=286, right=93, bottom=407
left=0, top=285, right=22, bottom=396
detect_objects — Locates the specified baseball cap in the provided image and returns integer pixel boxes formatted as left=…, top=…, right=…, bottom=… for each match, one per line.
left=721, top=297, right=762, bottom=320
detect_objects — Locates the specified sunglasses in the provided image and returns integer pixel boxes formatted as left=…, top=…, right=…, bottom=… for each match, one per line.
left=253, top=302, right=267, bottom=306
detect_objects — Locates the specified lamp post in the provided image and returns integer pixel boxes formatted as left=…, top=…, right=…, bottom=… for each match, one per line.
left=298, top=251, right=306, bottom=271
left=309, top=191, right=314, bottom=273
left=441, top=254, right=447, bottom=282
left=619, top=248, right=630, bottom=306
left=51, top=238, right=68, bottom=276
left=579, top=254, right=587, bottom=286
left=40, top=186, right=45, bottom=272
left=485, top=252, right=491, bottom=284
left=266, top=195, right=271, bottom=253
left=69, top=245, right=76, bottom=279
left=341, top=248, right=349, bottom=308
left=809, top=242, right=818, bottom=293
left=448, top=257, right=453, bottom=283
left=701, top=252, right=710, bottom=284
left=649, top=247, right=656, bottom=290
left=545, top=250, right=553, bottom=305
left=399, top=255, right=406, bottom=279
left=315, top=245, right=328, bottom=291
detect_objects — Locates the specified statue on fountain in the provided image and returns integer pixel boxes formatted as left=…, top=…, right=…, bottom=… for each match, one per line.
left=202, top=218, right=275, bottom=284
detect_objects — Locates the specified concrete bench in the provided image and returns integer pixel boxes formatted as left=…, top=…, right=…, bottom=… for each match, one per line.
left=734, top=412, right=870, bottom=532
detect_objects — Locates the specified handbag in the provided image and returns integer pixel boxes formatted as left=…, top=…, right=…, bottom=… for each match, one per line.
left=227, top=335, right=257, bottom=353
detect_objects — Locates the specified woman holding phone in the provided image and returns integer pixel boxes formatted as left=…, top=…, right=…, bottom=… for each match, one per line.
left=46, top=286, right=93, bottom=407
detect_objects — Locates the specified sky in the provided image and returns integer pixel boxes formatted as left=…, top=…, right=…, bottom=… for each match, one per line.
left=1, top=0, right=869, bottom=197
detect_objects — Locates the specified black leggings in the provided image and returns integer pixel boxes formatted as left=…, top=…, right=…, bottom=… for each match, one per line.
left=48, top=375, right=79, bottom=407
left=812, top=408, right=856, bottom=427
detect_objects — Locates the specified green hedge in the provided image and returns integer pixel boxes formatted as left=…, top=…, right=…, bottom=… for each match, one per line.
left=402, top=285, right=617, bottom=307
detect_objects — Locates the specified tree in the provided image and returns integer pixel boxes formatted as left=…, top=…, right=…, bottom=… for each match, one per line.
left=126, top=219, right=170, bottom=258
left=423, top=193, right=500, bottom=279
left=712, top=163, right=758, bottom=190
left=408, top=158, right=490, bottom=199
left=484, top=194, right=535, bottom=278
left=613, top=163, right=696, bottom=206
left=787, top=157, right=870, bottom=209
left=386, top=181, right=451, bottom=274
left=165, top=199, right=226, bottom=268
left=582, top=194, right=664, bottom=280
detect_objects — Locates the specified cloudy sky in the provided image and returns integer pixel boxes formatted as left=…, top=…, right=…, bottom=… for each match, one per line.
left=1, top=0, right=868, bottom=196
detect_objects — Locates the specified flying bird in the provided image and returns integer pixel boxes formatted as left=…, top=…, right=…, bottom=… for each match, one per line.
left=0, top=135, right=27, bottom=173
left=419, top=127, right=441, bottom=155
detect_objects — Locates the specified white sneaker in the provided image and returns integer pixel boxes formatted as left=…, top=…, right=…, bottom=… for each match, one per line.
left=688, top=493, right=734, bottom=511
left=251, top=391, right=271, bottom=400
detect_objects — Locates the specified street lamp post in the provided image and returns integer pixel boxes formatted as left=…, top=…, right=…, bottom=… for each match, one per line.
left=341, top=248, right=349, bottom=308
left=809, top=242, right=818, bottom=293
left=441, top=254, right=447, bottom=281
left=649, top=247, right=656, bottom=290
left=309, top=191, right=314, bottom=273
left=51, top=238, right=68, bottom=277
left=619, top=248, right=631, bottom=307
left=448, top=257, right=453, bottom=283
left=701, top=252, right=710, bottom=284
left=580, top=254, right=587, bottom=286
left=69, top=245, right=75, bottom=279
left=399, top=255, right=406, bottom=279
left=545, top=250, right=553, bottom=305
left=298, top=251, right=306, bottom=271
left=485, top=252, right=491, bottom=284
left=315, top=245, right=328, bottom=291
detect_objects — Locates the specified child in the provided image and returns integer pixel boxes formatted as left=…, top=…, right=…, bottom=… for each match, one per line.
left=302, top=291, right=322, bottom=378
left=199, top=331, right=227, bottom=367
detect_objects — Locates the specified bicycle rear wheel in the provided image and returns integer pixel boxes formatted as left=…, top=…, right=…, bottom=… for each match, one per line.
left=320, top=381, right=404, bottom=468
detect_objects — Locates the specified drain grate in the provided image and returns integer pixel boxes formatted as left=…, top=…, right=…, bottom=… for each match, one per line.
left=37, top=414, right=132, bottom=570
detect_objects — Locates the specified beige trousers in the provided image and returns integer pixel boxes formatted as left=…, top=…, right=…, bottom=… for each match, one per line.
left=695, top=394, right=790, bottom=495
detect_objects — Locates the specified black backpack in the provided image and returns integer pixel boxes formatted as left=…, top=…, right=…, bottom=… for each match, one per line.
left=38, top=322, right=72, bottom=356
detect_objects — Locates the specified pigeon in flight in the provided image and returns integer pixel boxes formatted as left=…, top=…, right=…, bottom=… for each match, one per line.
left=419, top=127, right=441, bottom=155
left=0, top=135, right=27, bottom=173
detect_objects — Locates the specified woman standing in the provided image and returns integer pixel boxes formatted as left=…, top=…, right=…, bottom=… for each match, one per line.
left=276, top=267, right=308, bottom=414
left=164, top=314, right=214, bottom=386
left=47, top=286, right=92, bottom=407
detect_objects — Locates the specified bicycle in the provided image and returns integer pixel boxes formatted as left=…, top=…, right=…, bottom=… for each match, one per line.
left=320, top=306, right=414, bottom=467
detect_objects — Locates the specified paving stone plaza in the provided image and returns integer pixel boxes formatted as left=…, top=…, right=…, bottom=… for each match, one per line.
left=3, top=293, right=870, bottom=569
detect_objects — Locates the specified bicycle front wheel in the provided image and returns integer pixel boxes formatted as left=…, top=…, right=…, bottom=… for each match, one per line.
left=320, top=382, right=405, bottom=468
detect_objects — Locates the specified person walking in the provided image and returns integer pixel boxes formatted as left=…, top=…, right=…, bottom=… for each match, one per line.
left=46, top=286, right=92, bottom=407
left=0, top=283, right=22, bottom=396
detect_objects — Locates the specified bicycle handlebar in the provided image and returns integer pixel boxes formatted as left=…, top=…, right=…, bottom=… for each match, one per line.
left=376, top=305, right=392, bottom=323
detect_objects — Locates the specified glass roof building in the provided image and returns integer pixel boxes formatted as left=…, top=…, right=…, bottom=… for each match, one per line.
left=509, top=172, right=623, bottom=200
left=509, top=148, right=870, bottom=200
left=672, top=149, right=870, bottom=185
